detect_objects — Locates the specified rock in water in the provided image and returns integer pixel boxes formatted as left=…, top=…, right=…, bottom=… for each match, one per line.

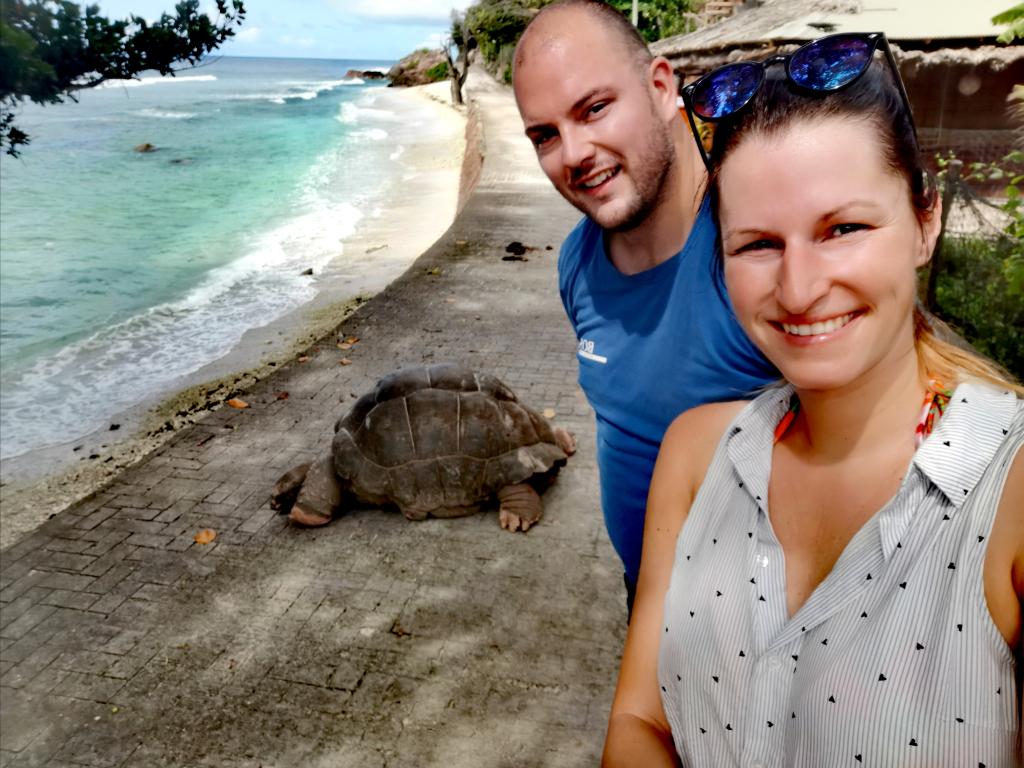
left=344, top=69, right=387, bottom=81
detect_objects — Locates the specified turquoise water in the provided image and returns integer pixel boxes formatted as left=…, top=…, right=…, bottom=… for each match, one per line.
left=0, top=56, right=409, bottom=459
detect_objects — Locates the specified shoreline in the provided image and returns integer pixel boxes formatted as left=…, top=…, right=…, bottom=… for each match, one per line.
left=0, top=79, right=470, bottom=550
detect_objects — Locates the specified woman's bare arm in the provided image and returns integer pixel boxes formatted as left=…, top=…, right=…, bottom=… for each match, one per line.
left=983, top=441, right=1023, bottom=757
left=602, top=401, right=744, bottom=767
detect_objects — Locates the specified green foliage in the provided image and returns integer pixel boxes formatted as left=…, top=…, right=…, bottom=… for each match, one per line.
left=458, top=0, right=702, bottom=82
left=607, top=0, right=701, bottom=42
left=931, top=234, right=1023, bottom=380
left=425, top=60, right=450, bottom=82
left=0, top=0, right=245, bottom=156
left=931, top=149, right=1024, bottom=379
left=936, top=149, right=1024, bottom=298
left=460, top=0, right=543, bottom=83
left=992, top=3, right=1024, bottom=43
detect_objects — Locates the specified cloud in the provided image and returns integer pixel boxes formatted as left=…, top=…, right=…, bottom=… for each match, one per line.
left=280, top=34, right=316, bottom=49
left=416, top=32, right=448, bottom=49
left=235, top=26, right=262, bottom=42
left=331, top=0, right=473, bottom=25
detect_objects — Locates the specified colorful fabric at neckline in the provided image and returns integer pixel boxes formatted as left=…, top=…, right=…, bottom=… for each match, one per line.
left=772, top=381, right=954, bottom=446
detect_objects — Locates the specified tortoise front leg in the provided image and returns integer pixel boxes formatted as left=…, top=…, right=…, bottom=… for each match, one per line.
left=271, top=462, right=311, bottom=513
left=497, top=483, right=542, bottom=532
left=553, top=426, right=577, bottom=456
left=290, top=455, right=344, bottom=527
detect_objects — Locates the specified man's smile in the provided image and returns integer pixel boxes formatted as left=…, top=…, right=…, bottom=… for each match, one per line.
left=575, top=166, right=620, bottom=192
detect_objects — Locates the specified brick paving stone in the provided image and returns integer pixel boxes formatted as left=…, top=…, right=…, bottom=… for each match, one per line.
left=0, top=70, right=627, bottom=767
left=39, top=592, right=99, bottom=612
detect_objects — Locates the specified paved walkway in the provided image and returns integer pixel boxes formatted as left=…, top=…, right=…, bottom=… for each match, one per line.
left=0, top=73, right=626, bottom=767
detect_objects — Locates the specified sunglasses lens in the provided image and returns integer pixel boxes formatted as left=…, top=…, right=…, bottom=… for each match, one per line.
left=790, top=35, right=872, bottom=91
left=692, top=63, right=762, bottom=119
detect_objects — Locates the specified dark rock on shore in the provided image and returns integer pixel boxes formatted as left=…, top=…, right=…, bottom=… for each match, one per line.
left=345, top=69, right=387, bottom=81
left=388, top=49, right=448, bottom=87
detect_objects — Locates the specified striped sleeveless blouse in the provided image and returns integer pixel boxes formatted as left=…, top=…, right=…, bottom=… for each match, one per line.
left=658, top=381, right=1022, bottom=767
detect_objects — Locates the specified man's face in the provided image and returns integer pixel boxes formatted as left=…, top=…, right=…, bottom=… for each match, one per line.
left=513, top=12, right=675, bottom=232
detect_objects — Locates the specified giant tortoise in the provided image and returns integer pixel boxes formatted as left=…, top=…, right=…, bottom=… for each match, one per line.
left=271, top=364, right=576, bottom=532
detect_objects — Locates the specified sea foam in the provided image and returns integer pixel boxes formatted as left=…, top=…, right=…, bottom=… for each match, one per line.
left=98, top=74, right=217, bottom=89
left=1, top=199, right=362, bottom=459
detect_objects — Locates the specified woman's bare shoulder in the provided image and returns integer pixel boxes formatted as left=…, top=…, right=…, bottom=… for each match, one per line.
left=658, top=400, right=748, bottom=492
left=662, top=400, right=748, bottom=452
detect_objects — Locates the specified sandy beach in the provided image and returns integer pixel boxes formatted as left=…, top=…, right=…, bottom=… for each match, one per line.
left=0, top=79, right=470, bottom=550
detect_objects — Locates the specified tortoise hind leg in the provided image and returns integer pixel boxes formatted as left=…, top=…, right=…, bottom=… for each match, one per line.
left=271, top=462, right=311, bottom=513
left=290, top=456, right=344, bottom=527
left=497, top=483, right=542, bottom=533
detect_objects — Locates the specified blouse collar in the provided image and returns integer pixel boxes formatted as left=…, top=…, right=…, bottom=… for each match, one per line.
left=725, top=380, right=1018, bottom=521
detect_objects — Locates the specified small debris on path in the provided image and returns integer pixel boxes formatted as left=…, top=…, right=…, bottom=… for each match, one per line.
left=193, top=528, right=217, bottom=544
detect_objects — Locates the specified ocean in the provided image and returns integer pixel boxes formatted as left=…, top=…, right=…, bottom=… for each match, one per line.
left=0, top=56, right=452, bottom=462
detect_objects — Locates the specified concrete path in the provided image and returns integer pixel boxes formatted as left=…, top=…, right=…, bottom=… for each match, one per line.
left=0, top=72, right=626, bottom=767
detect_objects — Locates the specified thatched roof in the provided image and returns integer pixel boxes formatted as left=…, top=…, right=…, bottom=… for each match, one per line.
left=899, top=45, right=1024, bottom=73
left=652, top=0, right=1015, bottom=60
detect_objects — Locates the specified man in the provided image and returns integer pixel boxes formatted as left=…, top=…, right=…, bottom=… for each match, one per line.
left=512, top=0, right=776, bottom=613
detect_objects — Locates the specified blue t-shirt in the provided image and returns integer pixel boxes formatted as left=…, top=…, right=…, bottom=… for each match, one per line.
left=558, top=200, right=777, bottom=585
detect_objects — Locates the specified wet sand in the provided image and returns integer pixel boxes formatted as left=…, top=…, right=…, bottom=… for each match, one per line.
left=0, top=80, right=469, bottom=550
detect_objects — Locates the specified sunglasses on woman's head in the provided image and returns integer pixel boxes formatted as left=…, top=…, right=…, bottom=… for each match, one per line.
left=680, top=32, right=917, bottom=172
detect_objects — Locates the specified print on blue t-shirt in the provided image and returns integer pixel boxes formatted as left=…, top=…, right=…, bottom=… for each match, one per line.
left=558, top=198, right=777, bottom=586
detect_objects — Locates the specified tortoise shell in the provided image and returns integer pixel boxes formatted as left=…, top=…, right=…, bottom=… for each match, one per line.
left=330, top=364, right=567, bottom=515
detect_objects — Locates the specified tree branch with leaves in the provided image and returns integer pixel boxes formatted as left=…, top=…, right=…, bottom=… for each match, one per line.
left=0, top=0, right=246, bottom=156
left=992, top=3, right=1024, bottom=43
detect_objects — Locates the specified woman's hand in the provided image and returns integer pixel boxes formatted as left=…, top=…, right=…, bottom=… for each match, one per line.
left=602, top=402, right=743, bottom=767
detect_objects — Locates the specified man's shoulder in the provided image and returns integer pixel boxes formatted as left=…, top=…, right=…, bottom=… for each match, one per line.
left=559, top=216, right=599, bottom=260
left=557, top=216, right=599, bottom=289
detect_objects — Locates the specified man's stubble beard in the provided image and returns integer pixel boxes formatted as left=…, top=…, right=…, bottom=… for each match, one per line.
left=598, top=110, right=676, bottom=235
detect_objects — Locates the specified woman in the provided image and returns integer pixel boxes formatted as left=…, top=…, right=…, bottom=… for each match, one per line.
left=603, top=33, right=1023, bottom=767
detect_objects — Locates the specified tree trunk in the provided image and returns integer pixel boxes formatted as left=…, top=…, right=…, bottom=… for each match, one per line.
left=445, top=47, right=464, bottom=106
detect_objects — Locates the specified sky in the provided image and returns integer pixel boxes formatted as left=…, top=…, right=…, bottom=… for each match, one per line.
left=94, top=0, right=475, bottom=61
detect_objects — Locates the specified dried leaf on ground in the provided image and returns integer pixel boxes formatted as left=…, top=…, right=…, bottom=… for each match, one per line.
left=339, top=358, right=353, bottom=366
left=275, top=391, right=289, bottom=400
left=337, top=342, right=352, bottom=350
left=194, top=528, right=217, bottom=544
left=426, top=267, right=442, bottom=276
left=226, top=398, right=249, bottom=409
left=543, top=408, right=556, bottom=419
left=297, top=355, right=310, bottom=363
left=343, top=336, right=359, bottom=344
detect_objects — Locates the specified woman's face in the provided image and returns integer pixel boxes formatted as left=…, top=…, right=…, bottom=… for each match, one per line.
left=718, top=116, right=940, bottom=393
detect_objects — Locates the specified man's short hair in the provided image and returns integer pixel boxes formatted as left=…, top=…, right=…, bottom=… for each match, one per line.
left=515, top=0, right=653, bottom=73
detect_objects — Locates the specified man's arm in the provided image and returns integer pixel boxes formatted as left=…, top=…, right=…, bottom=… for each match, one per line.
left=556, top=218, right=592, bottom=333
left=602, top=401, right=743, bottom=767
